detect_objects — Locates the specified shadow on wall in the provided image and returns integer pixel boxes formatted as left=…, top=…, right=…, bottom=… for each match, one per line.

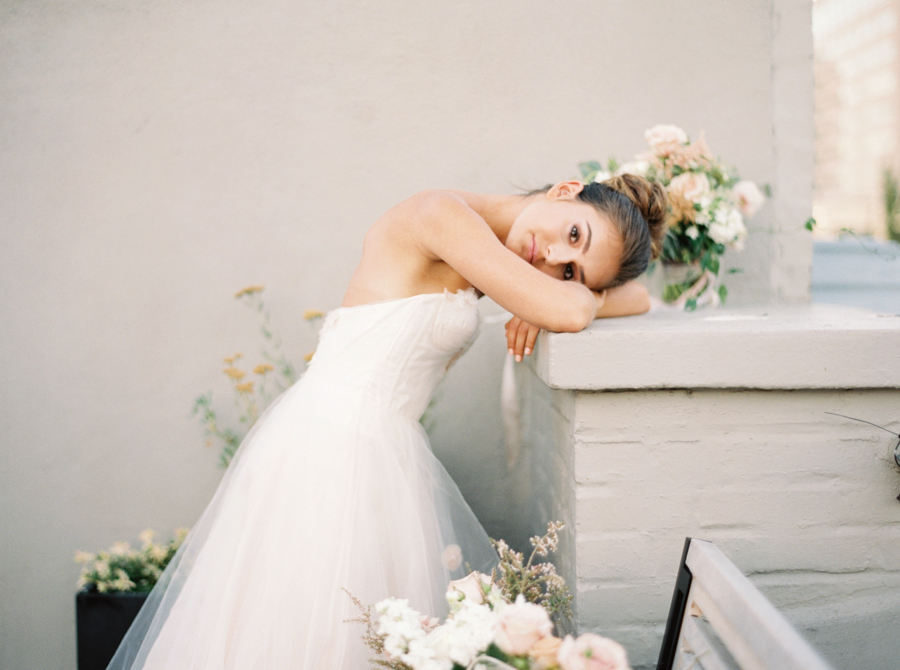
left=811, top=238, right=900, bottom=313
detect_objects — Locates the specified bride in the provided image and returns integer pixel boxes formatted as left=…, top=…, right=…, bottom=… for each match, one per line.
left=107, top=175, right=666, bottom=669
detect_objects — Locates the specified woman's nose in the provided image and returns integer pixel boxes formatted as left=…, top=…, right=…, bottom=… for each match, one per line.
left=545, top=244, right=576, bottom=264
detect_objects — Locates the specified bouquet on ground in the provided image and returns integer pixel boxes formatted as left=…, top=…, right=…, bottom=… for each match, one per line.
left=351, top=522, right=630, bottom=670
left=75, top=527, right=188, bottom=593
left=579, top=124, right=766, bottom=309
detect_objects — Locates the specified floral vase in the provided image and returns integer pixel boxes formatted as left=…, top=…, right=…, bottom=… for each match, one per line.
left=661, top=262, right=720, bottom=310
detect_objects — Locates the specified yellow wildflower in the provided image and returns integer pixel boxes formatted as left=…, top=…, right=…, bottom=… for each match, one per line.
left=223, top=367, right=246, bottom=380
left=223, top=353, right=243, bottom=364
left=303, top=351, right=315, bottom=362
left=254, top=364, right=274, bottom=375
left=235, top=285, right=265, bottom=298
left=303, top=309, right=325, bottom=321
left=235, top=382, right=254, bottom=393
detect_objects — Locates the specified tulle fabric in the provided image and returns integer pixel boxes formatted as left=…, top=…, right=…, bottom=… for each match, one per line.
left=108, top=289, right=497, bottom=670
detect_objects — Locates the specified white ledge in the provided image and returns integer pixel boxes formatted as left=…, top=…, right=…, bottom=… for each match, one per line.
left=533, top=304, right=900, bottom=391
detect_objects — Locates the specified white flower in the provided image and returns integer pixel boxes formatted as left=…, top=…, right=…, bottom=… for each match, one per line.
left=644, top=124, right=688, bottom=147
left=732, top=180, right=765, bottom=218
left=708, top=207, right=746, bottom=246
left=110, top=541, right=131, bottom=556
left=614, top=160, right=650, bottom=178
left=420, top=601, right=497, bottom=667
left=138, top=529, right=155, bottom=548
left=592, top=170, right=612, bottom=183
left=493, top=595, right=553, bottom=656
left=685, top=226, right=699, bottom=240
left=375, top=598, right=426, bottom=658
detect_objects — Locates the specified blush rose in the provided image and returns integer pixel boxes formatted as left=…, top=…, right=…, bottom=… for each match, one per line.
left=557, top=633, right=630, bottom=670
left=494, top=596, right=554, bottom=656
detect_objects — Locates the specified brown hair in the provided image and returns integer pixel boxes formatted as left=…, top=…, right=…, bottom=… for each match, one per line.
left=578, top=174, right=668, bottom=288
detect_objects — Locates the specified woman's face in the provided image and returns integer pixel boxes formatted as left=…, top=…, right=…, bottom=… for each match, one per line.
left=506, top=183, right=623, bottom=290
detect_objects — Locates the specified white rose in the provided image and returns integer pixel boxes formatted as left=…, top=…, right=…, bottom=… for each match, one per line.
left=685, top=226, right=699, bottom=240
left=732, top=180, right=765, bottom=218
left=644, top=124, right=688, bottom=147
left=592, top=170, right=612, bottom=183
left=668, top=172, right=710, bottom=202
left=557, top=633, right=630, bottom=670
left=493, top=595, right=553, bottom=657
left=614, top=160, right=650, bottom=177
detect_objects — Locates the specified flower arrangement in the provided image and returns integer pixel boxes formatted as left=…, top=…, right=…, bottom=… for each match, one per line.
left=579, top=124, right=766, bottom=309
left=350, top=522, right=630, bottom=670
left=74, top=528, right=188, bottom=593
left=192, top=286, right=322, bottom=467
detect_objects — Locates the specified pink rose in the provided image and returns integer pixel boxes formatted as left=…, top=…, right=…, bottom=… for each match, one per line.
left=446, top=571, right=490, bottom=606
left=668, top=172, right=710, bottom=202
left=645, top=124, right=688, bottom=147
left=732, top=180, right=765, bottom=218
left=557, top=633, right=630, bottom=670
left=494, top=597, right=553, bottom=656
left=529, top=635, right=563, bottom=669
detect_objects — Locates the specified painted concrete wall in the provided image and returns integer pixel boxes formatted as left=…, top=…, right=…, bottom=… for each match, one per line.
left=515, top=305, right=900, bottom=670
left=0, top=0, right=812, bottom=667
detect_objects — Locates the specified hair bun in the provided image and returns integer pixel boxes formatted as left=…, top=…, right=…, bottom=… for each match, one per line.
left=602, top=174, right=668, bottom=260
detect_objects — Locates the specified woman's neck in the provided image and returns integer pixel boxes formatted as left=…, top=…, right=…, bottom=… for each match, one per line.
left=453, top=191, right=537, bottom=244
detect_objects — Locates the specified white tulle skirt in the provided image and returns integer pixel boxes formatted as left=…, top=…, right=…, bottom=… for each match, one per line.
left=107, top=354, right=497, bottom=669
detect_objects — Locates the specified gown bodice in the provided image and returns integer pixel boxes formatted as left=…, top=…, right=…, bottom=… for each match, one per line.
left=306, top=288, right=480, bottom=421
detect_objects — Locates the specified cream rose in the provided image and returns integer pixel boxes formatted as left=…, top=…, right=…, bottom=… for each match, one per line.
left=644, top=124, right=688, bottom=147
left=614, top=160, right=650, bottom=178
left=446, top=571, right=490, bottom=607
left=732, top=179, right=765, bottom=218
left=668, top=172, right=710, bottom=202
left=493, top=596, right=553, bottom=656
left=557, top=633, right=630, bottom=670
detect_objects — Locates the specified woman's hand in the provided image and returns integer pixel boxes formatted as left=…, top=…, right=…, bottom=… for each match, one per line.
left=505, top=316, right=541, bottom=362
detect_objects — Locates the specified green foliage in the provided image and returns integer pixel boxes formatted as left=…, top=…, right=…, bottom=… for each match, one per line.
left=805, top=217, right=817, bottom=231
left=884, top=168, right=900, bottom=243
left=75, top=528, right=187, bottom=593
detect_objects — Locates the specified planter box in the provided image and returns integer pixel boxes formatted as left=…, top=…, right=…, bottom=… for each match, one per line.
left=76, top=590, right=148, bottom=670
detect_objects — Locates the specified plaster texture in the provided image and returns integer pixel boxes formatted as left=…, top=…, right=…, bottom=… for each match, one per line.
left=515, top=307, right=900, bottom=670
left=0, top=0, right=813, bottom=667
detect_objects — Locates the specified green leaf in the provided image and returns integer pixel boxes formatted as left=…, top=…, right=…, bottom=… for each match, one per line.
left=685, top=298, right=698, bottom=311
left=718, top=285, right=728, bottom=303
left=804, top=217, right=816, bottom=231
left=577, top=161, right=603, bottom=181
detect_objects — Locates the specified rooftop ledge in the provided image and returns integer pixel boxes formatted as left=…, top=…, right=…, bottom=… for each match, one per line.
left=533, top=303, right=900, bottom=391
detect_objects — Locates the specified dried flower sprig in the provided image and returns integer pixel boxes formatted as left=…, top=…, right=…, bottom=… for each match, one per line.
left=193, top=286, right=323, bottom=467
left=491, top=521, right=572, bottom=622
left=75, top=528, right=188, bottom=593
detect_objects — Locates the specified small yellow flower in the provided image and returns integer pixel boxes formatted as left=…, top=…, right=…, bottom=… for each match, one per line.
left=303, top=351, right=315, bottom=362
left=223, top=367, right=246, bottom=380
left=235, top=285, right=265, bottom=298
left=235, top=382, right=254, bottom=393
left=303, top=309, right=325, bottom=321
left=223, top=353, right=243, bottom=364
left=254, top=364, right=274, bottom=375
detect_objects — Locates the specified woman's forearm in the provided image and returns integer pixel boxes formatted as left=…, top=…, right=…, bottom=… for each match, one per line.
left=594, top=280, right=650, bottom=318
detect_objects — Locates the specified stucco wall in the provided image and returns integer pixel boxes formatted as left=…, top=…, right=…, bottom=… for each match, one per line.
left=0, top=1, right=811, bottom=667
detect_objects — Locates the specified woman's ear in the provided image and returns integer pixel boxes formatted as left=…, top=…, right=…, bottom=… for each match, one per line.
left=546, top=180, right=585, bottom=200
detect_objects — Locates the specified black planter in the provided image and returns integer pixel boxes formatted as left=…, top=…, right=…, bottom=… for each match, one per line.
left=76, top=589, right=148, bottom=670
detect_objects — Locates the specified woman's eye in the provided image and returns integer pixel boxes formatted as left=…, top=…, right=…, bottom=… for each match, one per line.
left=564, top=263, right=574, bottom=280
left=569, top=225, right=580, bottom=243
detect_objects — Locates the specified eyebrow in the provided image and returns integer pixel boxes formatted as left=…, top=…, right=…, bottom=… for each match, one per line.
left=578, top=222, right=593, bottom=284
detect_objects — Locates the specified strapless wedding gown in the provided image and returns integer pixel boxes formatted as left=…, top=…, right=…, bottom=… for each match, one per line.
left=108, top=288, right=497, bottom=670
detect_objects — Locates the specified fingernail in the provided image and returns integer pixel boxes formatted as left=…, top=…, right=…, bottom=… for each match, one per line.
left=524, top=347, right=532, bottom=356
left=508, top=349, right=514, bottom=356
left=515, top=354, right=522, bottom=362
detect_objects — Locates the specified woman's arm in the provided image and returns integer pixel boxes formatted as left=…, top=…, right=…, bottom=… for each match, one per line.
left=413, top=191, right=596, bottom=332
left=505, top=281, right=650, bottom=361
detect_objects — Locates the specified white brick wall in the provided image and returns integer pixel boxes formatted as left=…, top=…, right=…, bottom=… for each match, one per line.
left=513, top=309, right=900, bottom=670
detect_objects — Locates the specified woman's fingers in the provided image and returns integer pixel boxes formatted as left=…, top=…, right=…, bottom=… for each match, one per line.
left=505, top=317, right=542, bottom=362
